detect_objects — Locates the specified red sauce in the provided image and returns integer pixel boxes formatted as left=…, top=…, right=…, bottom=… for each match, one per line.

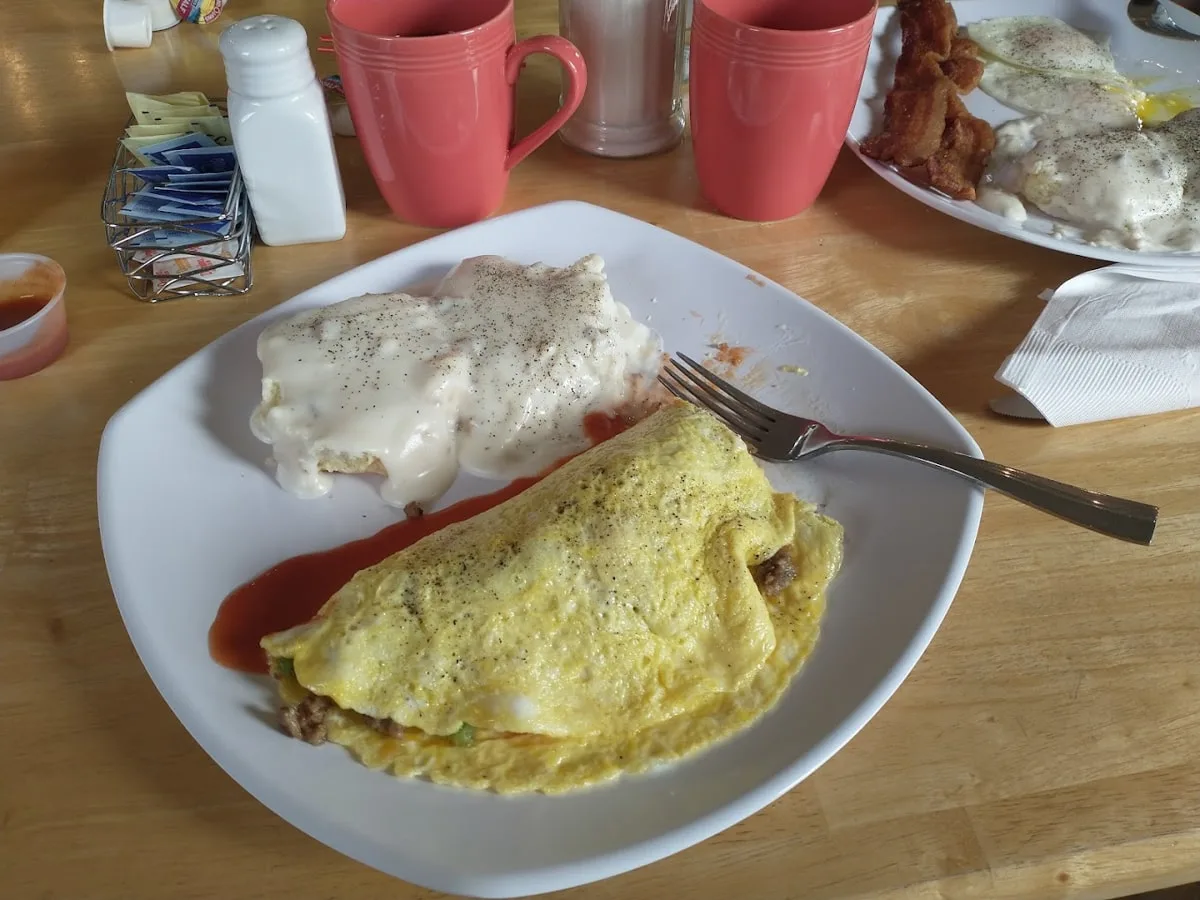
left=712, top=342, right=749, bottom=368
left=0, top=297, right=48, bottom=331
left=209, top=411, right=631, bottom=674
left=580, top=409, right=630, bottom=445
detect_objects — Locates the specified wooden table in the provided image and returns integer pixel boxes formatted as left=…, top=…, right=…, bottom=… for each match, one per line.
left=4, top=1, right=1199, bottom=898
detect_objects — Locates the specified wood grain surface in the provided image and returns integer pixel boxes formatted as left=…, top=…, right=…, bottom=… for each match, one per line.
left=3, top=1, right=1199, bottom=899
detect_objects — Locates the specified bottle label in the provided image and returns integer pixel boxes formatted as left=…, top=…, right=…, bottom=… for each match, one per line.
left=321, top=75, right=346, bottom=98
left=172, top=0, right=227, bottom=25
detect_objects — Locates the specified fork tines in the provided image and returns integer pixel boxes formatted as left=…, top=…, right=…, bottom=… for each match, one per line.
left=658, top=353, right=774, bottom=446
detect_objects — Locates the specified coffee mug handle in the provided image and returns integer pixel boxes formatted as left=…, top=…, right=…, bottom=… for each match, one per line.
left=505, top=35, right=587, bottom=171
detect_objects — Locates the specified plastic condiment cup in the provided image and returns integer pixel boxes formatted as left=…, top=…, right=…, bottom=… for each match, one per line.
left=0, top=254, right=69, bottom=381
left=104, top=0, right=154, bottom=50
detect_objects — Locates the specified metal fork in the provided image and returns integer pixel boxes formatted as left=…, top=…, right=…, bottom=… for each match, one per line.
left=660, top=354, right=1158, bottom=546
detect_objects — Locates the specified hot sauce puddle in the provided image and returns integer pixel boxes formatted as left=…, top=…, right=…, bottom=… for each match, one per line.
left=208, top=413, right=631, bottom=675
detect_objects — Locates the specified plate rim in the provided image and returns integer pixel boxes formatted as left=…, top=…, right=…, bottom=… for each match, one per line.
left=96, top=199, right=985, bottom=897
left=845, top=0, right=1200, bottom=267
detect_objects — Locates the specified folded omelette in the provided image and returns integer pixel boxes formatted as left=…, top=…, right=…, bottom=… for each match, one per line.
left=261, top=402, right=843, bottom=793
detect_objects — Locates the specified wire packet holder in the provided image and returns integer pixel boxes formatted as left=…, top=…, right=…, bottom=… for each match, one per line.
left=101, top=122, right=254, bottom=303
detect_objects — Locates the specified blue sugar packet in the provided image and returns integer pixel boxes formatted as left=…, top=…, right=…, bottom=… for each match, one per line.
left=122, top=191, right=194, bottom=222
left=166, top=171, right=234, bottom=185
left=146, top=187, right=227, bottom=204
left=158, top=202, right=226, bottom=220
left=137, top=229, right=230, bottom=249
left=123, top=191, right=229, bottom=225
left=140, top=133, right=217, bottom=166
left=163, top=146, right=237, bottom=174
left=156, top=186, right=230, bottom=198
left=122, top=205, right=197, bottom=224
left=134, top=187, right=219, bottom=203
left=163, top=182, right=233, bottom=193
left=132, top=216, right=233, bottom=237
left=181, top=219, right=233, bottom=236
left=125, top=165, right=196, bottom=184
left=135, top=192, right=225, bottom=215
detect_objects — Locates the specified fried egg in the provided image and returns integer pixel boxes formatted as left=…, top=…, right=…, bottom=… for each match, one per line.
left=1019, top=128, right=1187, bottom=229
left=1009, top=109, right=1200, bottom=249
left=967, top=16, right=1123, bottom=82
left=1137, top=88, right=1200, bottom=126
left=978, top=59, right=1142, bottom=128
left=262, top=402, right=844, bottom=793
left=969, top=12, right=1200, bottom=248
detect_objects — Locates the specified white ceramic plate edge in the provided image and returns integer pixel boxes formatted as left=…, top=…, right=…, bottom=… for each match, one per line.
left=97, top=200, right=984, bottom=897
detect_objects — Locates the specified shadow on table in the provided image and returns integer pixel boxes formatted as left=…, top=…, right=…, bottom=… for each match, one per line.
left=333, top=134, right=398, bottom=222
left=815, top=151, right=1089, bottom=423
left=1125, top=886, right=1200, bottom=900
left=817, top=148, right=1084, bottom=273
left=898, top=295, right=1048, bottom=419
left=42, top=597, right=325, bottom=867
left=530, top=128, right=706, bottom=214
left=1, top=140, right=114, bottom=245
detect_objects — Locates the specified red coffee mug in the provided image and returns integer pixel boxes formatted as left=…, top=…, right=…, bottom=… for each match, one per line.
left=689, top=0, right=877, bottom=222
left=327, top=0, right=587, bottom=229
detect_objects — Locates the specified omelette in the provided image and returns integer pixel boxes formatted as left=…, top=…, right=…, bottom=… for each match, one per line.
left=261, top=402, right=844, bottom=793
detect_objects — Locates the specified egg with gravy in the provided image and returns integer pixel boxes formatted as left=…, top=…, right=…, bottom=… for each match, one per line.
left=967, top=14, right=1200, bottom=251
left=1014, top=109, right=1200, bottom=250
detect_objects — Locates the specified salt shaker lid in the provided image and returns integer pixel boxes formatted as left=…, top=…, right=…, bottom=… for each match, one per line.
left=219, top=15, right=315, bottom=98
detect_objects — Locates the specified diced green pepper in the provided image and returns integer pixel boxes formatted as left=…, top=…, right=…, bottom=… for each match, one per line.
left=451, top=723, right=476, bottom=747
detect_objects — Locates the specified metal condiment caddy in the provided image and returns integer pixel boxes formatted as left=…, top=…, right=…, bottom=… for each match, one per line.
left=100, top=116, right=254, bottom=303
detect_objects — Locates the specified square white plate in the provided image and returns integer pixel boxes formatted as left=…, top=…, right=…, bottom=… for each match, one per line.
left=847, top=0, right=1200, bottom=267
left=97, top=201, right=983, bottom=898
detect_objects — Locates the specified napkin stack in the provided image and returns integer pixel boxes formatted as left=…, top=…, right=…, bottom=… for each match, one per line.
left=993, top=265, right=1200, bottom=426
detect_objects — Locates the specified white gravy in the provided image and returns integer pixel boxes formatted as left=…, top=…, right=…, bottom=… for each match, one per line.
left=250, top=254, right=661, bottom=507
left=982, top=110, right=1200, bottom=251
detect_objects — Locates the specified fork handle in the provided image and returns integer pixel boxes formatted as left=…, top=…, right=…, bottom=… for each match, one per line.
left=832, top=438, right=1159, bottom=545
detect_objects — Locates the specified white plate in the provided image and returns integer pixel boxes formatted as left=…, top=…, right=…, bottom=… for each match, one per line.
left=97, top=201, right=983, bottom=898
left=846, top=0, right=1200, bottom=267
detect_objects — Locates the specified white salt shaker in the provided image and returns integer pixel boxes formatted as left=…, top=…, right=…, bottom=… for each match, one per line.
left=219, top=15, right=346, bottom=246
left=558, top=0, right=687, bottom=157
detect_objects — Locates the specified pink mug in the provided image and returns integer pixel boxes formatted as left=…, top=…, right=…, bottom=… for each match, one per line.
left=689, top=0, right=877, bottom=221
left=327, top=0, right=587, bottom=228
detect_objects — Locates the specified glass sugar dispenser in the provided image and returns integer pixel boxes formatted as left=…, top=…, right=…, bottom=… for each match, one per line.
left=558, top=0, right=688, bottom=158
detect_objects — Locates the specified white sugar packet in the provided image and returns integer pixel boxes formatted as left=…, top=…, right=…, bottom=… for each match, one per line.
left=993, top=265, right=1200, bottom=426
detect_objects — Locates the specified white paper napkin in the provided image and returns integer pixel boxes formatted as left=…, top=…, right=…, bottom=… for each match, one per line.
left=993, top=264, right=1200, bottom=426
